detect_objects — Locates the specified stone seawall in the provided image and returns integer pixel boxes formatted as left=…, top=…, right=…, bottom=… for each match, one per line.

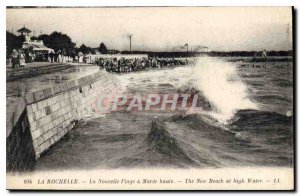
left=6, top=108, right=35, bottom=172
left=6, top=69, right=120, bottom=171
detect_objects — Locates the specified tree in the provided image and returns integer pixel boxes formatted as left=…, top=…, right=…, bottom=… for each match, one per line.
left=79, top=44, right=88, bottom=54
left=6, top=31, right=23, bottom=57
left=99, top=42, right=108, bottom=54
left=30, top=36, right=38, bottom=40
left=79, top=44, right=93, bottom=55
left=38, top=31, right=76, bottom=55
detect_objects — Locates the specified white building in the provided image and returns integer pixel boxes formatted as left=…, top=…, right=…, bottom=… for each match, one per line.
left=18, top=26, right=54, bottom=54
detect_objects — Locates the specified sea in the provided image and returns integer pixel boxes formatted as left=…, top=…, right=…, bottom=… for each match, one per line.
left=35, top=56, right=294, bottom=170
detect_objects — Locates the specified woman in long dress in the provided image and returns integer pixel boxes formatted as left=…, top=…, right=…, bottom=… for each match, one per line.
left=18, top=50, right=26, bottom=68
left=11, top=49, right=19, bottom=69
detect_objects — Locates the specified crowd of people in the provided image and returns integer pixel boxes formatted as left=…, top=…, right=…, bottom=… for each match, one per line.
left=34, top=50, right=65, bottom=63
left=9, top=49, right=73, bottom=69
left=10, top=49, right=27, bottom=69
left=95, top=57, right=192, bottom=73
left=8, top=49, right=193, bottom=73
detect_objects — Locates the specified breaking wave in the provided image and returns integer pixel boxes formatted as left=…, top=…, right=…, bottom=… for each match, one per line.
left=189, top=57, right=258, bottom=123
left=145, top=120, right=195, bottom=163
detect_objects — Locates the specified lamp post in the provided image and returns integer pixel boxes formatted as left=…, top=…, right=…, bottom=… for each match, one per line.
left=128, top=34, right=133, bottom=52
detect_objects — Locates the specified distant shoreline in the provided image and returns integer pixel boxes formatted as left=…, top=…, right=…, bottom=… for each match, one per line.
left=119, top=50, right=293, bottom=58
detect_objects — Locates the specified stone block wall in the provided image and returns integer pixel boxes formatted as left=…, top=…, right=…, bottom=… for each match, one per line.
left=24, top=70, right=120, bottom=158
left=6, top=109, right=35, bottom=173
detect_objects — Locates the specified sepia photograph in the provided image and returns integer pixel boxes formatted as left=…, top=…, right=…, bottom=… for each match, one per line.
left=5, top=6, right=294, bottom=190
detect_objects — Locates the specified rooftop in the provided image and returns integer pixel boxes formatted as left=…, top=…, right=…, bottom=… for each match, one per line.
left=17, top=26, right=31, bottom=33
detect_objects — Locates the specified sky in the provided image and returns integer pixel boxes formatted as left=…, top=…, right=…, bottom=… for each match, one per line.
left=6, top=7, right=293, bottom=51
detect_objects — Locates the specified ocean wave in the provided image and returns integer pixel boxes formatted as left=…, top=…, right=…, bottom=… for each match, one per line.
left=145, top=120, right=195, bottom=163
left=272, top=78, right=293, bottom=87
left=229, top=109, right=292, bottom=128
left=240, top=73, right=265, bottom=78
left=247, top=81, right=265, bottom=87
left=157, top=83, right=175, bottom=88
left=229, top=109, right=293, bottom=146
left=115, top=119, right=198, bottom=168
left=256, top=94, right=292, bottom=103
